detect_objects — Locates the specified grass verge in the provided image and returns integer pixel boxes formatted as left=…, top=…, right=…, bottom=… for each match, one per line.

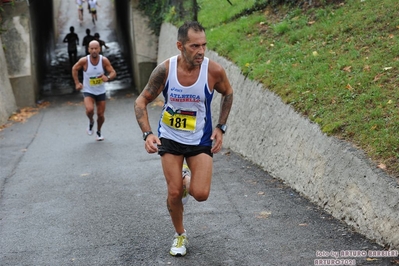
left=195, top=0, right=399, bottom=181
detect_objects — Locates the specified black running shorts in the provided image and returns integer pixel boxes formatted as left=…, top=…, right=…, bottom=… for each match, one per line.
left=158, top=138, right=213, bottom=158
left=83, top=92, right=106, bottom=102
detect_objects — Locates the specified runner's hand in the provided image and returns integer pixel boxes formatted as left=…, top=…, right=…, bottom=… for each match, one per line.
left=145, top=134, right=161, bottom=154
left=210, top=129, right=223, bottom=154
left=75, top=83, right=83, bottom=91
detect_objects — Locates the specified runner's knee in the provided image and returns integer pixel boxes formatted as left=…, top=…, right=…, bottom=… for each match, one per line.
left=190, top=189, right=209, bottom=202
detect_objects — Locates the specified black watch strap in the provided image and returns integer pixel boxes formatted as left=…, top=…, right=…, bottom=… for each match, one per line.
left=143, top=131, right=153, bottom=141
left=216, top=124, right=227, bottom=134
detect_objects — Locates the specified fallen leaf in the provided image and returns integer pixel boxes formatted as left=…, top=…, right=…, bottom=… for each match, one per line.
left=258, top=191, right=265, bottom=195
left=343, top=66, right=352, bottom=72
left=366, top=258, right=379, bottom=261
left=377, top=163, right=387, bottom=170
left=373, top=73, right=383, bottom=82
left=256, top=211, right=271, bottom=219
left=246, top=180, right=258, bottom=185
left=346, top=84, right=354, bottom=91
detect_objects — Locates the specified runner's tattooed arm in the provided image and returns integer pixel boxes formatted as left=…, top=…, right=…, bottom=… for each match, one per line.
left=134, top=62, right=168, bottom=133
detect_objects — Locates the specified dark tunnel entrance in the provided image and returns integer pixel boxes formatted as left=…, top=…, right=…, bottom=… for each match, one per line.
left=28, top=0, right=133, bottom=96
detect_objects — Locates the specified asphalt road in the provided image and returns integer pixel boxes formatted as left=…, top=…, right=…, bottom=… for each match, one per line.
left=0, top=90, right=398, bottom=266
left=1, top=1, right=398, bottom=266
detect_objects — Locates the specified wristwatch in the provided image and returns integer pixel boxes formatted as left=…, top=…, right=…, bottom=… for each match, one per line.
left=216, top=124, right=227, bottom=134
left=143, top=131, right=153, bottom=141
left=106, top=75, right=111, bottom=81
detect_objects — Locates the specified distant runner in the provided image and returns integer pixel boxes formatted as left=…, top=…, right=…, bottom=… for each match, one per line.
left=63, top=26, right=79, bottom=66
left=72, top=40, right=117, bottom=141
left=76, top=0, right=85, bottom=24
left=88, top=0, right=100, bottom=25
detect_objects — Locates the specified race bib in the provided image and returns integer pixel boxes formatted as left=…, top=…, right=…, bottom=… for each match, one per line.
left=161, top=105, right=197, bottom=132
left=89, top=76, right=103, bottom=86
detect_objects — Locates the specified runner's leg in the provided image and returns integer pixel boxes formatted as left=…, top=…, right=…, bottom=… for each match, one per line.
left=161, top=154, right=185, bottom=234
left=186, top=153, right=213, bottom=201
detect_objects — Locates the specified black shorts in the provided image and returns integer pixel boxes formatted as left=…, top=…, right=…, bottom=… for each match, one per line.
left=83, top=92, right=106, bottom=102
left=158, top=138, right=213, bottom=158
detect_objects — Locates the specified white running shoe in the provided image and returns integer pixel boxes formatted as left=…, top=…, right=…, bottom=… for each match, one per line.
left=169, top=231, right=188, bottom=256
left=182, top=164, right=190, bottom=205
left=86, top=121, right=94, bottom=135
left=96, top=131, right=104, bottom=141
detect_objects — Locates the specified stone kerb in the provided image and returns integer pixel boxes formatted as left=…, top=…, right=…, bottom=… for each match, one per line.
left=158, top=23, right=399, bottom=249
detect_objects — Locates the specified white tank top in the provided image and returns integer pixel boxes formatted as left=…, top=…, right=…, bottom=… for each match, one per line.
left=158, top=55, right=214, bottom=146
left=88, top=0, right=97, bottom=10
left=76, top=0, right=83, bottom=8
left=83, top=55, right=106, bottom=95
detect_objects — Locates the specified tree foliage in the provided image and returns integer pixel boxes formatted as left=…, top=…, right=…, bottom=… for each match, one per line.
left=138, top=0, right=168, bottom=36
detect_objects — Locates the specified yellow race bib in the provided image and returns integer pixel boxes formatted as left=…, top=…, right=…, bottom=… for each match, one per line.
left=162, top=106, right=197, bottom=132
left=89, top=77, right=103, bottom=86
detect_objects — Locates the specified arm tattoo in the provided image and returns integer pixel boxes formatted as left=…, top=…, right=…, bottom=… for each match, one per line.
left=144, top=64, right=167, bottom=100
left=134, top=105, right=146, bottom=129
left=219, top=93, right=233, bottom=124
left=134, top=63, right=167, bottom=132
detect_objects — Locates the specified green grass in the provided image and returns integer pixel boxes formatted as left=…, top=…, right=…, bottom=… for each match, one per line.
left=195, top=0, right=399, bottom=178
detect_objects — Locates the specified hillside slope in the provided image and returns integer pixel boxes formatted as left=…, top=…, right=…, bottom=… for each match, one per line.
left=198, top=0, right=399, bottom=182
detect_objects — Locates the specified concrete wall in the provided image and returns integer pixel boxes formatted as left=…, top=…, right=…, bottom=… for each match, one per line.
left=1, top=1, right=37, bottom=108
left=0, top=36, right=17, bottom=125
left=129, top=0, right=158, bottom=92
left=158, top=23, right=399, bottom=249
left=52, top=0, right=61, bottom=40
